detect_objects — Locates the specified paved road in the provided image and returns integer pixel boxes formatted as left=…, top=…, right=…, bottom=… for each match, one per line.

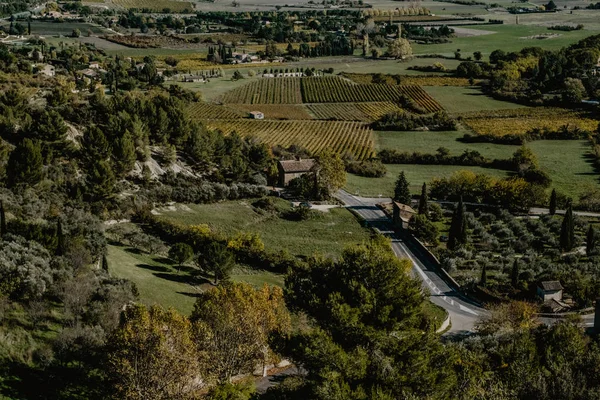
left=336, top=190, right=487, bottom=334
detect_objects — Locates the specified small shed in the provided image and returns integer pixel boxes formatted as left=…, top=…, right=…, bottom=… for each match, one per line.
left=537, top=281, right=563, bottom=302
left=277, top=158, right=315, bottom=187
left=392, top=201, right=416, bottom=230
left=249, top=111, right=265, bottom=120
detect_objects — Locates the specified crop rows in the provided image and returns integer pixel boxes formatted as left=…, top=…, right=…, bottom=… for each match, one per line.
left=112, top=0, right=193, bottom=12
left=397, top=86, right=444, bottom=113
left=306, top=102, right=404, bottom=121
left=458, top=108, right=598, bottom=136
left=187, top=103, right=243, bottom=120
left=226, top=104, right=313, bottom=120
left=205, top=120, right=375, bottom=160
left=220, top=78, right=302, bottom=104
left=301, top=77, right=405, bottom=103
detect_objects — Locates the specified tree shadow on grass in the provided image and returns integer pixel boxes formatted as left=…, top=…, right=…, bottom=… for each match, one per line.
left=153, top=256, right=175, bottom=265
left=177, top=291, right=204, bottom=298
left=136, top=263, right=170, bottom=273
left=125, top=247, right=145, bottom=255
left=153, top=272, right=191, bottom=283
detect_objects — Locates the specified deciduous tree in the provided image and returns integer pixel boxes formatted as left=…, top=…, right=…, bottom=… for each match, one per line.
left=191, top=283, right=290, bottom=381
left=107, top=304, right=203, bottom=400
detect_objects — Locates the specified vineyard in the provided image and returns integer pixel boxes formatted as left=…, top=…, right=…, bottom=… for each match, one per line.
left=112, top=0, right=193, bottom=12
left=226, top=104, right=313, bottom=120
left=219, top=76, right=443, bottom=113
left=307, top=102, right=404, bottom=121
left=458, top=108, right=598, bottom=136
left=187, top=103, right=243, bottom=120
left=220, top=78, right=302, bottom=104
left=205, top=120, right=375, bottom=160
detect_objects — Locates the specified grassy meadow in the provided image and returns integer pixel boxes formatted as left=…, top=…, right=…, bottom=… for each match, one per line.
left=424, top=86, right=529, bottom=114
left=107, top=244, right=285, bottom=315
left=154, top=198, right=372, bottom=259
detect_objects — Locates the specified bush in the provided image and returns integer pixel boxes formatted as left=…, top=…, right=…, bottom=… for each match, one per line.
left=345, top=160, right=387, bottom=177
left=373, top=111, right=456, bottom=131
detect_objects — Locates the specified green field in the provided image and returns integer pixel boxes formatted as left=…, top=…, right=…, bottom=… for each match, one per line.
left=412, top=24, right=599, bottom=58
left=375, top=129, right=519, bottom=159
left=107, top=245, right=285, bottom=315
left=155, top=198, right=371, bottom=259
left=529, top=140, right=598, bottom=199
left=346, top=164, right=510, bottom=197
left=107, top=245, right=198, bottom=315
left=424, top=86, right=529, bottom=114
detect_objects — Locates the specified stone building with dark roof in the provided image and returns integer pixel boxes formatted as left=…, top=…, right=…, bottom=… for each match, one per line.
left=277, top=159, right=315, bottom=187
left=537, top=280, right=564, bottom=302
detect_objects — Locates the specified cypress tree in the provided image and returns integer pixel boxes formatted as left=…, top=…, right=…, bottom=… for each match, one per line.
left=448, top=197, right=467, bottom=251
left=56, top=218, right=66, bottom=256
left=394, top=171, right=411, bottom=205
left=102, top=254, right=109, bottom=271
left=560, top=204, right=574, bottom=252
left=418, top=182, right=428, bottom=216
left=587, top=225, right=596, bottom=256
left=480, top=263, right=487, bottom=287
left=549, top=189, right=557, bottom=216
left=0, top=200, right=6, bottom=237
left=511, top=259, right=519, bottom=288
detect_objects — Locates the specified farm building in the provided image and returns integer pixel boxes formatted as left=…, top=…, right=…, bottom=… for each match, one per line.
left=392, top=202, right=416, bottom=230
left=537, top=281, right=563, bottom=302
left=277, top=159, right=315, bottom=186
left=182, top=74, right=206, bottom=83
left=249, top=111, right=265, bottom=120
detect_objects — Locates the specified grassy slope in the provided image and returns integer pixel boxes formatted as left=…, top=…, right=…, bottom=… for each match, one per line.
left=423, top=86, right=528, bottom=114
left=155, top=199, right=371, bottom=259
left=107, top=245, right=198, bottom=315
left=107, top=245, right=285, bottom=315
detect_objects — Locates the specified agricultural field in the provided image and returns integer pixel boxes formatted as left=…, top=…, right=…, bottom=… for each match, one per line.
left=375, top=130, right=519, bottom=159
left=112, top=0, right=194, bottom=12
left=425, top=86, right=528, bottom=114
left=155, top=198, right=372, bottom=259
left=227, top=104, right=313, bottom=120
left=343, top=73, right=472, bottom=87
left=345, top=164, right=510, bottom=197
left=220, top=76, right=443, bottom=112
left=220, top=77, right=302, bottom=104
left=187, top=102, right=243, bottom=120
left=307, top=102, right=404, bottom=121
left=205, top=119, right=375, bottom=160
left=459, top=108, right=598, bottom=136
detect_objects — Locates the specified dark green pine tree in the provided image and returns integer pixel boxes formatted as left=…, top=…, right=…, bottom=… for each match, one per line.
left=6, top=138, right=43, bottom=187
left=511, top=259, right=519, bottom=288
left=113, top=130, right=137, bottom=177
left=448, top=197, right=467, bottom=250
left=418, top=182, right=429, bottom=216
left=560, top=204, right=575, bottom=252
left=549, top=188, right=557, bottom=216
left=0, top=200, right=6, bottom=237
left=587, top=225, right=596, bottom=256
left=394, top=171, right=411, bottom=205
left=56, top=218, right=66, bottom=256
left=81, top=126, right=110, bottom=166
left=480, top=263, right=487, bottom=287
left=86, top=159, right=116, bottom=200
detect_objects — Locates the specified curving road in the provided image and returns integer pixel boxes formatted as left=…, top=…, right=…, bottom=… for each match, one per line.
left=336, top=190, right=487, bottom=334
